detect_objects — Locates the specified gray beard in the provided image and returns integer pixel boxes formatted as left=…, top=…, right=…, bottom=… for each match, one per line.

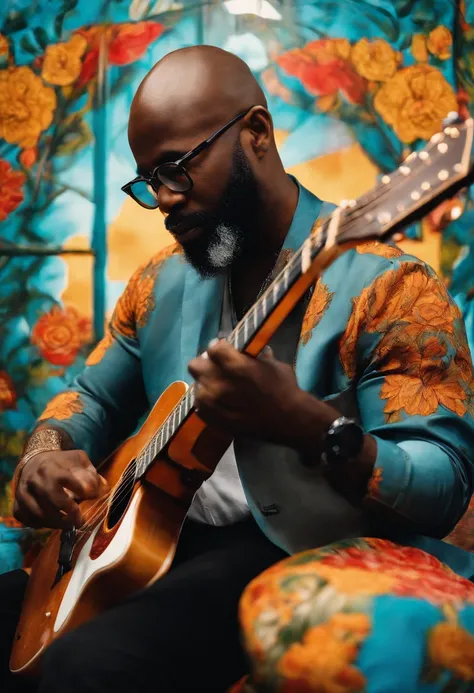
left=206, top=223, right=240, bottom=270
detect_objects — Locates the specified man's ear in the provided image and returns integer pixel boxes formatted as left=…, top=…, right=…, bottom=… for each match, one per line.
left=245, top=106, right=272, bottom=159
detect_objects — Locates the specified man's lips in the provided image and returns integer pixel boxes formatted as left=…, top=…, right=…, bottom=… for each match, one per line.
left=166, top=217, right=207, bottom=243
left=172, top=225, right=204, bottom=244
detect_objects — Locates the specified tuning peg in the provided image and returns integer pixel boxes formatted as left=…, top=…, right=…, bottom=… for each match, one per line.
left=443, top=111, right=463, bottom=127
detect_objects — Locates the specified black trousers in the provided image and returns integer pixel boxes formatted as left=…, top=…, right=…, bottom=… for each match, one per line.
left=0, top=518, right=287, bottom=693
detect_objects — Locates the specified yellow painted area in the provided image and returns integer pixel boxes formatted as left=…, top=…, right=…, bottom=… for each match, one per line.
left=62, top=133, right=440, bottom=317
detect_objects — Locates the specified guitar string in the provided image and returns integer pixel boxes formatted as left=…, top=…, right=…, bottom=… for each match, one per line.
left=74, top=139, right=454, bottom=534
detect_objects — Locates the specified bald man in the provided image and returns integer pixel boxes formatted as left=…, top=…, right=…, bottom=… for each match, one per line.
left=2, top=46, right=474, bottom=693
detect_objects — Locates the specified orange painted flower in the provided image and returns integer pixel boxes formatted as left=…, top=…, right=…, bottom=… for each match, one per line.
left=0, top=66, right=56, bottom=149
left=427, top=26, right=453, bottom=60
left=278, top=39, right=367, bottom=105
left=313, top=564, right=395, bottom=596
left=300, top=280, right=334, bottom=346
left=320, top=539, right=474, bottom=605
left=340, top=263, right=458, bottom=380
left=411, top=34, right=429, bottom=62
left=0, top=33, right=9, bottom=58
left=76, top=21, right=164, bottom=87
left=32, top=305, right=91, bottom=367
left=42, top=34, right=87, bottom=86
left=351, top=38, right=401, bottom=81
left=86, top=330, right=114, bottom=367
left=0, top=159, right=25, bottom=221
left=356, top=241, right=403, bottom=259
left=112, top=244, right=182, bottom=338
left=428, top=622, right=474, bottom=679
left=380, top=369, right=468, bottom=421
left=367, top=467, right=383, bottom=498
left=374, top=65, right=457, bottom=143
left=0, top=371, right=17, bottom=411
left=38, top=391, right=84, bottom=421
left=19, top=147, right=38, bottom=169
left=278, top=613, right=369, bottom=693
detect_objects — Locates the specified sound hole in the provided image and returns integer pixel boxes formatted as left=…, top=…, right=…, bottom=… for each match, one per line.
left=106, top=460, right=137, bottom=530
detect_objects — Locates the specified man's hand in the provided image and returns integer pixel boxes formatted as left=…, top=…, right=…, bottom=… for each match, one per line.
left=188, top=340, right=337, bottom=451
left=13, top=450, right=106, bottom=530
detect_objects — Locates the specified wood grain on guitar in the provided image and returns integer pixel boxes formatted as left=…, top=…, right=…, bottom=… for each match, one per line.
left=10, top=116, right=474, bottom=677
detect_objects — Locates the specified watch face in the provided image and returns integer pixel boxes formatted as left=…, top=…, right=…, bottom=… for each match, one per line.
left=326, top=419, right=364, bottom=463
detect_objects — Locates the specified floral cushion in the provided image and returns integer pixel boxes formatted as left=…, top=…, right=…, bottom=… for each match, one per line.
left=230, top=538, right=474, bottom=693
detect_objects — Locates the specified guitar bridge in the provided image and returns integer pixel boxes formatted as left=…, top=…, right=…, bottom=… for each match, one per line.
left=51, top=528, right=77, bottom=588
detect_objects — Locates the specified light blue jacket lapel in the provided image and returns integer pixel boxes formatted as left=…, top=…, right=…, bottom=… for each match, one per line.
left=179, top=180, right=333, bottom=383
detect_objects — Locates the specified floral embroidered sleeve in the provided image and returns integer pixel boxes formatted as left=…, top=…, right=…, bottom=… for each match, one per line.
left=341, top=257, right=474, bottom=537
left=35, top=261, right=151, bottom=464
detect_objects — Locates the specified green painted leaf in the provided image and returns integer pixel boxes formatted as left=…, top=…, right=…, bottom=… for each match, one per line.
left=55, top=119, right=94, bottom=157
left=63, top=0, right=79, bottom=13
left=19, top=34, right=38, bottom=56
left=33, top=27, right=49, bottom=50
left=2, top=13, right=27, bottom=34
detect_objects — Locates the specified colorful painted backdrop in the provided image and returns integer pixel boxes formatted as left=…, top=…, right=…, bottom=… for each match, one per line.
left=1, top=0, right=474, bottom=569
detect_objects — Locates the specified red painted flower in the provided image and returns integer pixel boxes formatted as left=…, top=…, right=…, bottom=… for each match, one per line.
left=0, top=159, right=25, bottom=221
left=109, top=21, right=165, bottom=65
left=320, top=540, right=474, bottom=605
left=278, top=39, right=367, bottom=105
left=0, top=371, right=17, bottom=411
left=31, top=305, right=92, bottom=367
left=76, top=21, right=164, bottom=88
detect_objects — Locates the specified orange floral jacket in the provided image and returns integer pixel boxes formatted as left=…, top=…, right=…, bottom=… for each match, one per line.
left=37, top=183, right=474, bottom=576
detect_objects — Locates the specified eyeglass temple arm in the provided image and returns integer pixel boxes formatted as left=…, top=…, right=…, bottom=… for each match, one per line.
left=178, top=109, right=253, bottom=165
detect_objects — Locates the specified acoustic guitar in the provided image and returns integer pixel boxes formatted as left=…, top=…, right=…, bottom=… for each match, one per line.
left=10, top=114, right=474, bottom=676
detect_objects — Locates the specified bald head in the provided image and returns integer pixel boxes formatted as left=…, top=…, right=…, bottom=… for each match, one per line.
left=125, top=46, right=291, bottom=277
left=130, top=46, right=267, bottom=143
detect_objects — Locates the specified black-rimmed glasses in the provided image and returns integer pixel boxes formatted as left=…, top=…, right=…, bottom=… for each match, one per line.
left=121, top=107, right=254, bottom=210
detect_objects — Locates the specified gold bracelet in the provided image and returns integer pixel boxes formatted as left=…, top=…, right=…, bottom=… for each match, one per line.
left=11, top=429, right=63, bottom=496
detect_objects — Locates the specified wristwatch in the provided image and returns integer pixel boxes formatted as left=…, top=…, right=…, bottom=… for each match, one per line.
left=322, top=416, right=364, bottom=466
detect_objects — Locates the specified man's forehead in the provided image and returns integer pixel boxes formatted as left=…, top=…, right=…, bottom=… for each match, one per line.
left=128, top=102, right=231, bottom=171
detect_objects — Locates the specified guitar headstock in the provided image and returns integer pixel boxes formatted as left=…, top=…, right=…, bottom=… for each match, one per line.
left=336, top=116, right=474, bottom=245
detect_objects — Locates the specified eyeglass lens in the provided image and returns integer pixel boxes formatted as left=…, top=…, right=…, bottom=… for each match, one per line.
left=130, top=163, right=192, bottom=208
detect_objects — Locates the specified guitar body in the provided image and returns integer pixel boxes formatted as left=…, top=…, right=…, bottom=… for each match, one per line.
left=10, top=381, right=231, bottom=677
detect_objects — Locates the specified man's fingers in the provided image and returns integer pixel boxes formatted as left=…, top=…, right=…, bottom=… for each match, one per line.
left=206, top=340, right=245, bottom=372
left=28, top=478, right=83, bottom=528
left=13, top=492, right=47, bottom=529
left=59, top=469, right=101, bottom=501
left=259, top=345, right=274, bottom=359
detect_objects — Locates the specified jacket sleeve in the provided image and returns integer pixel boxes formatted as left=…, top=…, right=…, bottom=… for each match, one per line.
left=345, top=257, right=474, bottom=538
left=35, top=263, right=150, bottom=465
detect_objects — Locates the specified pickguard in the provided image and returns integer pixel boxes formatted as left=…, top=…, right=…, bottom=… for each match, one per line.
left=54, top=489, right=142, bottom=633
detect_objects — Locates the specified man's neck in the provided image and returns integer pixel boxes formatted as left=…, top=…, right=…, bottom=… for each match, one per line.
left=230, top=175, right=299, bottom=320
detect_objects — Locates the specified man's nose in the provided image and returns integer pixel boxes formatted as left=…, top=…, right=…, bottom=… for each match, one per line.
left=157, top=185, right=187, bottom=215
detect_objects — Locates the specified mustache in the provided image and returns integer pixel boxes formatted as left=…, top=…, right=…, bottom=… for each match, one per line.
left=165, top=212, right=210, bottom=235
